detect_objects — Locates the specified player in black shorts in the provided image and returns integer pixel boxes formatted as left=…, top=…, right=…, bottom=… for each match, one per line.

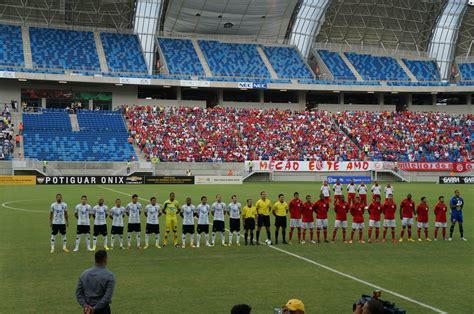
left=242, top=199, right=258, bottom=245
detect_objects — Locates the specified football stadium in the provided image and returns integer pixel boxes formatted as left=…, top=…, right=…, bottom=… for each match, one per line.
left=0, top=0, right=473, bottom=313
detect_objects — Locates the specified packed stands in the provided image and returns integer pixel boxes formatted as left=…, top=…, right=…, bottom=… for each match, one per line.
left=316, top=50, right=356, bottom=80
left=0, top=105, right=14, bottom=160
left=29, top=27, right=100, bottom=71
left=336, top=112, right=472, bottom=162
left=458, top=63, right=474, bottom=81
left=263, top=46, right=313, bottom=79
left=125, top=106, right=360, bottom=162
left=0, top=24, right=24, bottom=67
left=402, top=59, right=440, bottom=81
left=199, top=40, right=270, bottom=78
left=158, top=38, right=204, bottom=76
left=100, top=32, right=148, bottom=73
left=23, top=110, right=136, bottom=161
left=344, top=52, right=410, bottom=81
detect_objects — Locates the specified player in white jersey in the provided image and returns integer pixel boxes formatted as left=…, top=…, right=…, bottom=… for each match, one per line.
left=196, top=196, right=211, bottom=247
left=180, top=197, right=197, bottom=248
left=384, top=183, right=394, bottom=198
left=333, top=179, right=343, bottom=204
left=73, top=195, right=93, bottom=252
left=320, top=181, right=331, bottom=201
left=211, top=194, right=227, bottom=246
left=144, top=197, right=161, bottom=249
left=371, top=181, right=382, bottom=201
left=49, top=193, right=69, bottom=253
left=347, top=180, right=357, bottom=208
left=357, top=182, right=368, bottom=205
left=227, top=195, right=242, bottom=246
left=92, top=197, right=109, bottom=251
left=109, top=198, right=126, bottom=249
left=126, top=194, right=142, bottom=249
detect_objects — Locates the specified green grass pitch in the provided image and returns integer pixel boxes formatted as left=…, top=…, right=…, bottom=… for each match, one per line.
left=0, top=182, right=472, bottom=313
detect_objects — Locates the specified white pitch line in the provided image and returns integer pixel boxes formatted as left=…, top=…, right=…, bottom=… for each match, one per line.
left=266, top=244, right=447, bottom=314
left=98, top=185, right=446, bottom=313
left=1, top=199, right=46, bottom=213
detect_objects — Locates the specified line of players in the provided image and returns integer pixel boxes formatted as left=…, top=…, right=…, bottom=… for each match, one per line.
left=48, top=183, right=466, bottom=253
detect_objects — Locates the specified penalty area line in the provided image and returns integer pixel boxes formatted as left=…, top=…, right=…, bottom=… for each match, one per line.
left=266, top=244, right=447, bottom=314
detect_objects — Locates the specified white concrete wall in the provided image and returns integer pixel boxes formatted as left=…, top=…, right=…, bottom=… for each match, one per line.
left=407, top=105, right=473, bottom=114
left=318, top=104, right=396, bottom=112
left=223, top=101, right=304, bottom=110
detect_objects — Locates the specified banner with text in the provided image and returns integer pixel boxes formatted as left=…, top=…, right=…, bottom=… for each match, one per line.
left=0, top=176, right=36, bottom=185
left=195, top=176, right=243, bottom=185
left=327, top=176, right=372, bottom=184
left=398, top=162, right=472, bottom=172
left=439, top=176, right=474, bottom=184
left=36, top=176, right=144, bottom=185
left=246, top=160, right=381, bottom=172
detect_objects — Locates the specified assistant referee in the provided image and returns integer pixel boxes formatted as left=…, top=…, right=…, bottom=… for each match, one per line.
left=255, top=191, right=272, bottom=244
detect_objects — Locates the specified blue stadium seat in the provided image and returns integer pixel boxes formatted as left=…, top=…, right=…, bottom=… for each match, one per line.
left=100, top=33, right=147, bottom=73
left=198, top=40, right=270, bottom=78
left=158, top=38, right=204, bottom=76
left=458, top=63, right=474, bottom=81
left=402, top=59, right=440, bottom=81
left=23, top=110, right=136, bottom=162
left=298, top=79, right=381, bottom=86
left=263, top=46, right=313, bottom=79
left=317, top=50, right=356, bottom=80
left=0, top=24, right=24, bottom=67
left=29, top=27, right=100, bottom=71
left=344, top=52, right=410, bottom=81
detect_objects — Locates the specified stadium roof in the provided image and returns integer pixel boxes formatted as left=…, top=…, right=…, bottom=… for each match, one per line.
left=161, top=0, right=298, bottom=41
left=455, top=5, right=474, bottom=58
left=0, top=0, right=135, bottom=30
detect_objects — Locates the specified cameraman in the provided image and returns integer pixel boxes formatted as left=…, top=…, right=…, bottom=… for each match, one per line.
left=353, top=298, right=384, bottom=314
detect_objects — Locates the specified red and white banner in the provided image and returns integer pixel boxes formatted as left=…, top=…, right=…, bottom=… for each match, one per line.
left=398, top=162, right=472, bottom=173
left=246, top=160, right=383, bottom=172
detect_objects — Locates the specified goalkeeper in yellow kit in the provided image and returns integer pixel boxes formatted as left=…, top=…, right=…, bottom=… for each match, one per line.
left=162, top=192, right=181, bottom=247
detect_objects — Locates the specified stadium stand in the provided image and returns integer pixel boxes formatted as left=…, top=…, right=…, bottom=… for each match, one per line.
left=336, top=112, right=472, bottom=162
left=402, top=59, right=441, bottom=81
left=100, top=32, right=148, bottom=73
left=458, top=63, right=474, bottom=81
left=198, top=40, right=270, bottom=78
left=344, top=52, right=410, bottom=81
left=23, top=110, right=136, bottom=161
left=29, top=27, right=100, bottom=71
left=125, top=106, right=360, bottom=162
left=386, top=81, right=449, bottom=86
left=158, top=38, right=204, bottom=76
left=0, top=106, right=14, bottom=160
left=263, top=46, right=314, bottom=79
left=0, top=24, right=24, bottom=67
left=298, top=79, right=380, bottom=86
left=316, top=50, right=356, bottom=80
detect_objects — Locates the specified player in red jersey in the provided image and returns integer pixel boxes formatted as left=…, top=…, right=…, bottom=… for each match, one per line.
left=301, top=195, right=316, bottom=243
left=399, top=194, right=416, bottom=242
left=367, top=195, right=382, bottom=243
left=332, top=195, right=349, bottom=243
left=434, top=196, right=448, bottom=240
left=347, top=179, right=357, bottom=208
left=382, top=194, right=397, bottom=243
left=357, top=181, right=368, bottom=206
left=416, top=197, right=431, bottom=241
left=288, top=192, right=303, bottom=243
left=314, top=193, right=330, bottom=243
left=350, top=196, right=366, bottom=243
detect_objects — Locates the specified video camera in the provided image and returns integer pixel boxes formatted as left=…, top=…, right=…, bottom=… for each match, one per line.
left=353, top=290, right=406, bottom=314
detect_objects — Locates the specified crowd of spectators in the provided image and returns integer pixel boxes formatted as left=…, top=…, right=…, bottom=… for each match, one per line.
left=125, top=106, right=472, bottom=163
left=125, top=106, right=360, bottom=162
left=0, top=104, right=15, bottom=160
left=336, top=111, right=472, bottom=162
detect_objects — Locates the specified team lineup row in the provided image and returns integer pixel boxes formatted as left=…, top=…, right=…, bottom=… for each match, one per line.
left=48, top=188, right=467, bottom=253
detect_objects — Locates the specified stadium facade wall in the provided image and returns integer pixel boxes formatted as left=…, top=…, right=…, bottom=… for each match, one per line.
left=155, top=162, right=243, bottom=176
left=318, top=104, right=396, bottom=112
left=0, top=161, right=12, bottom=175
left=407, top=105, right=473, bottom=114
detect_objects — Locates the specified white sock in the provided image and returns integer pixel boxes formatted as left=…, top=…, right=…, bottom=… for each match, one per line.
left=182, top=234, right=186, bottom=245
left=212, top=232, right=216, bottom=243
left=93, top=236, right=97, bottom=247
left=86, top=234, right=91, bottom=249
left=236, top=232, right=240, bottom=244
left=197, top=234, right=201, bottom=245
left=111, top=235, right=115, bottom=247
left=119, top=234, right=123, bottom=247
left=127, top=234, right=131, bottom=246
left=50, top=235, right=55, bottom=248
left=136, top=234, right=141, bottom=247
left=205, top=233, right=210, bottom=244
left=145, top=234, right=149, bottom=246
left=75, top=235, right=80, bottom=249
left=190, top=233, right=195, bottom=244
left=156, top=234, right=160, bottom=245
left=228, top=232, right=233, bottom=244
left=61, top=235, right=67, bottom=249
left=104, top=236, right=108, bottom=247
left=221, top=232, right=225, bottom=244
